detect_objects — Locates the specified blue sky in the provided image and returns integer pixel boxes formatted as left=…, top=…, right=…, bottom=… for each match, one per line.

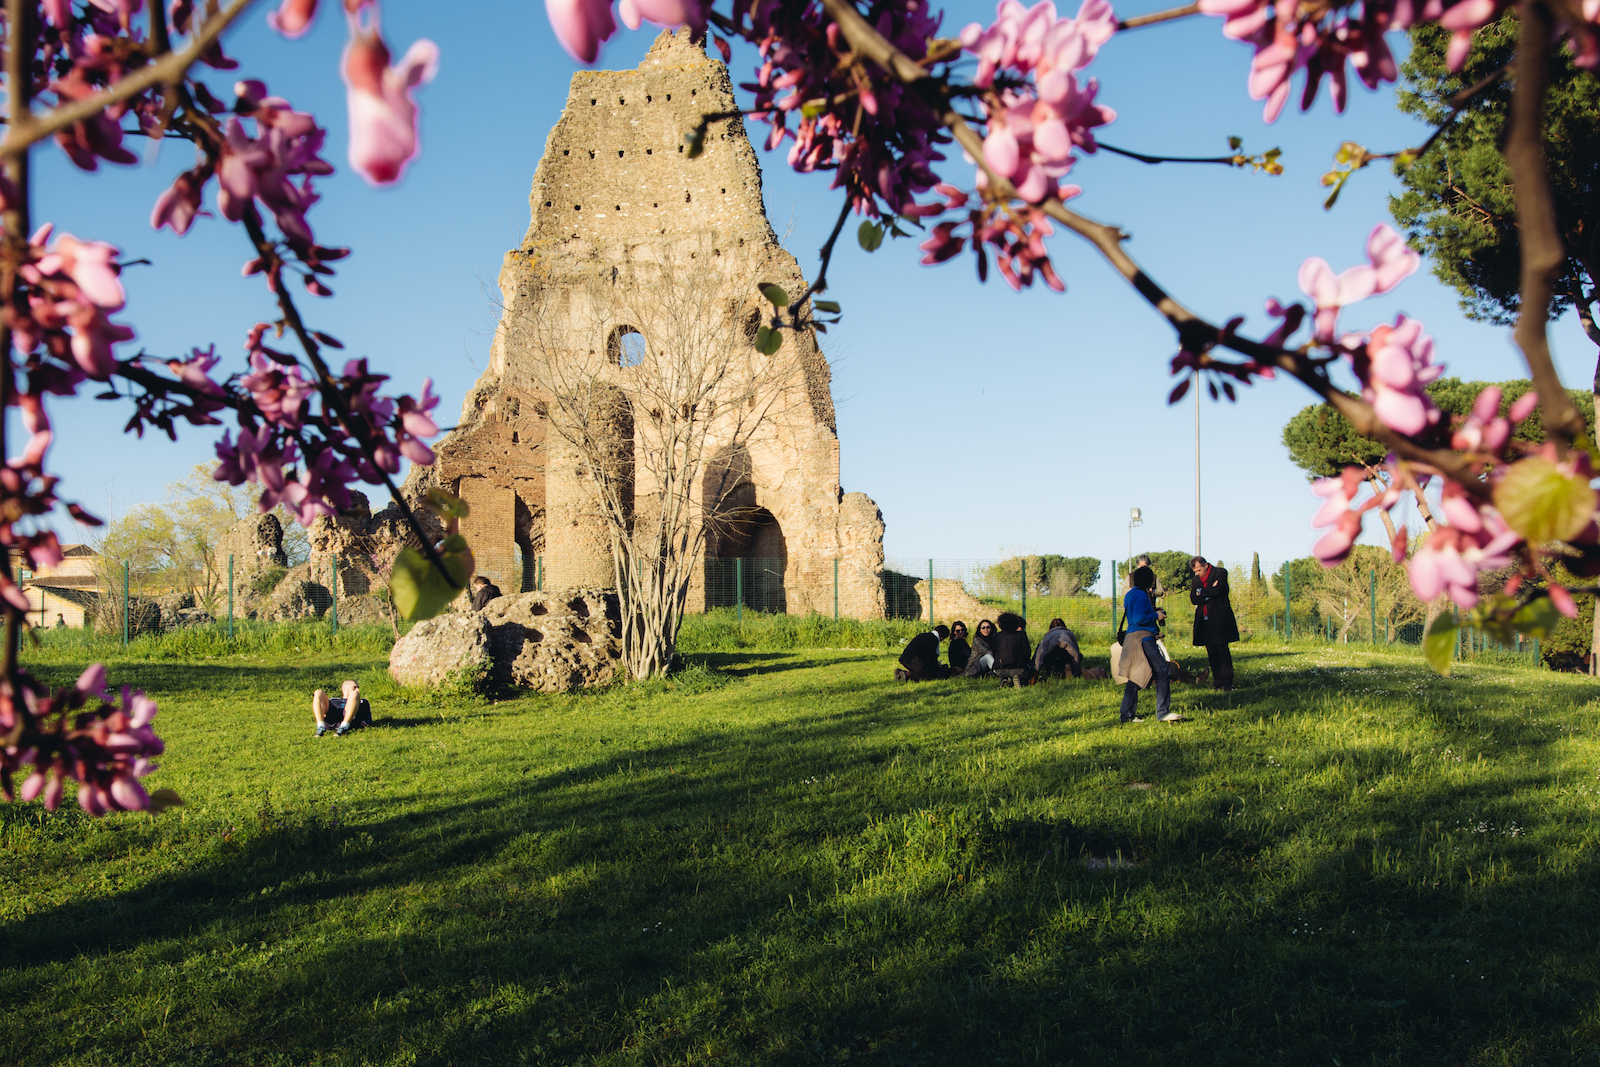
left=31, top=1, right=1597, bottom=572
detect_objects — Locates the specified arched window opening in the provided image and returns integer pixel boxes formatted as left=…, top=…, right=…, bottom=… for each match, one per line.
left=607, top=325, right=646, bottom=368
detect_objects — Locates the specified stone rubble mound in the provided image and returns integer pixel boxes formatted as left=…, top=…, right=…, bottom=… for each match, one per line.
left=388, top=588, right=622, bottom=693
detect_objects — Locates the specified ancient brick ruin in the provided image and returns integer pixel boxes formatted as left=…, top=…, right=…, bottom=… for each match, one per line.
left=412, top=30, right=887, bottom=617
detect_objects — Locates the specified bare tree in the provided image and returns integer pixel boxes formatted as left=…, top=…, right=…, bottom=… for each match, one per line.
left=506, top=246, right=804, bottom=678
left=1313, top=545, right=1426, bottom=643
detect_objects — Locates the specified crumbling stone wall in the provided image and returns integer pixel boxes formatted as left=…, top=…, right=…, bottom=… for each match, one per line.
left=415, top=30, right=887, bottom=617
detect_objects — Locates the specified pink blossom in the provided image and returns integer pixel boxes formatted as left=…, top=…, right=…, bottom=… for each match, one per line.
left=342, top=3, right=439, bottom=185
left=1407, top=516, right=1521, bottom=609
left=1450, top=385, right=1510, bottom=452
left=1509, top=390, right=1539, bottom=422
left=546, top=0, right=617, bottom=63
left=1363, top=315, right=1442, bottom=435
left=1297, top=223, right=1419, bottom=341
left=1308, top=466, right=1373, bottom=567
left=151, top=166, right=211, bottom=235
left=966, top=2, right=1116, bottom=203
left=1197, top=0, right=1272, bottom=40
left=241, top=326, right=315, bottom=428
left=268, top=0, right=319, bottom=37
left=618, top=0, right=704, bottom=33
left=34, top=234, right=125, bottom=309
left=1438, top=0, right=1509, bottom=70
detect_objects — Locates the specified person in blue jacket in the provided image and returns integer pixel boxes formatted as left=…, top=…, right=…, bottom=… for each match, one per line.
left=1118, top=565, right=1173, bottom=723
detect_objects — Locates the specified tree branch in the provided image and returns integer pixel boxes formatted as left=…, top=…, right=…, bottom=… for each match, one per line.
left=788, top=195, right=852, bottom=319
left=816, top=0, right=1495, bottom=500
left=1097, top=141, right=1255, bottom=166
left=238, top=210, right=461, bottom=590
left=1506, top=0, right=1585, bottom=452
left=1116, top=3, right=1203, bottom=30
left=0, top=0, right=256, bottom=159
left=2, top=0, right=35, bottom=680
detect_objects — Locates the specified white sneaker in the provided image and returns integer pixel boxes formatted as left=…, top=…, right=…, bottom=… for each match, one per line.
left=1158, top=712, right=1183, bottom=722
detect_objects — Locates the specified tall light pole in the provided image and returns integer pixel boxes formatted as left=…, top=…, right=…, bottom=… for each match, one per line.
left=1127, top=507, right=1143, bottom=592
left=1194, top=382, right=1202, bottom=557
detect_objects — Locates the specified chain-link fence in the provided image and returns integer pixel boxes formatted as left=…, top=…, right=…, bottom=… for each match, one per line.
left=487, top=551, right=1541, bottom=664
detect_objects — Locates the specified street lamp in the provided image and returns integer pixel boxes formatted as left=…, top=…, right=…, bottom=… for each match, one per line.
left=1127, top=507, right=1143, bottom=592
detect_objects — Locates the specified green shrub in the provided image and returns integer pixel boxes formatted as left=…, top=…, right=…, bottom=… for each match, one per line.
left=251, top=566, right=289, bottom=597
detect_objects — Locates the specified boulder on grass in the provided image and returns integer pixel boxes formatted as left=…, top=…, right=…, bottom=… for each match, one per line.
left=389, top=612, right=492, bottom=688
left=479, top=588, right=624, bottom=693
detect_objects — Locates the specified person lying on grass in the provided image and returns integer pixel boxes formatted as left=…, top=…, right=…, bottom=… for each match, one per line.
left=313, top=679, right=373, bottom=737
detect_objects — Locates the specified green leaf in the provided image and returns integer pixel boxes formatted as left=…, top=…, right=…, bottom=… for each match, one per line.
left=147, top=788, right=183, bottom=814
left=752, top=325, right=772, bottom=352
left=1494, top=456, right=1597, bottom=543
left=858, top=221, right=883, bottom=252
left=813, top=299, right=841, bottom=314
left=758, top=326, right=783, bottom=355
left=425, top=488, right=470, bottom=520
left=1423, top=615, right=1458, bottom=676
left=1511, top=595, right=1563, bottom=639
left=759, top=283, right=789, bottom=308
left=1228, top=135, right=1243, bottom=151
left=391, top=545, right=471, bottom=622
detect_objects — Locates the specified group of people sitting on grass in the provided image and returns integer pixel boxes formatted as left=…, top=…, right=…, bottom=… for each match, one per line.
left=892, top=554, right=1240, bottom=725
left=894, top=613, right=1105, bottom=686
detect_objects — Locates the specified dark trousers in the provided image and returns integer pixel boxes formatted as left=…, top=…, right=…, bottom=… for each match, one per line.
left=1038, top=648, right=1080, bottom=679
left=1119, top=636, right=1170, bottom=721
left=1205, top=643, right=1235, bottom=689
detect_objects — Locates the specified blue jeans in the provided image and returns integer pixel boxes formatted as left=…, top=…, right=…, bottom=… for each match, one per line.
left=1119, top=636, right=1169, bottom=721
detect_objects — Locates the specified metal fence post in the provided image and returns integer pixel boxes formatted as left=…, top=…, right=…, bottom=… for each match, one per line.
left=228, top=554, right=234, bottom=641
left=833, top=557, right=839, bottom=620
left=735, top=557, right=743, bottom=625
left=928, top=558, right=934, bottom=625
left=1108, top=560, right=1116, bottom=634
left=1021, top=558, right=1028, bottom=625
left=122, top=560, right=129, bottom=647
left=1284, top=565, right=1293, bottom=641
left=1369, top=569, right=1376, bottom=645
left=331, top=554, right=339, bottom=634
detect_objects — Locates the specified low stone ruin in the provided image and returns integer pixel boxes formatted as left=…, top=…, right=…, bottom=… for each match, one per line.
left=388, top=589, right=622, bottom=693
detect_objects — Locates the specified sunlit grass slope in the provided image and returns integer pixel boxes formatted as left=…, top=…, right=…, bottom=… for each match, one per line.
left=3, top=639, right=1598, bottom=1065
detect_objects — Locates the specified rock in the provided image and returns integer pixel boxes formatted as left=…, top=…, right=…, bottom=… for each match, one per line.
left=259, top=564, right=331, bottom=620
left=335, top=594, right=391, bottom=626
left=216, top=512, right=290, bottom=594
left=478, top=588, right=623, bottom=693
left=388, top=612, right=493, bottom=688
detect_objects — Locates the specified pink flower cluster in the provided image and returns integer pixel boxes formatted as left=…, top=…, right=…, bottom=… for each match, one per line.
left=918, top=183, right=1071, bottom=291
left=11, top=224, right=136, bottom=381
left=1297, top=223, right=1419, bottom=342
left=743, top=0, right=948, bottom=220
left=545, top=0, right=706, bottom=63
left=2, top=665, right=165, bottom=817
left=961, top=0, right=1117, bottom=204
left=212, top=326, right=441, bottom=525
left=1192, top=0, right=1600, bottom=123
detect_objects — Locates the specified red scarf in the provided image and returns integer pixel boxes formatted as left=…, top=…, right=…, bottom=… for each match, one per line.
left=1199, top=566, right=1212, bottom=619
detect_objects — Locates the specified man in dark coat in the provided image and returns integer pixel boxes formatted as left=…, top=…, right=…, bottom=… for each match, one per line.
left=897, top=624, right=949, bottom=681
left=471, top=575, right=502, bottom=612
left=1189, top=556, right=1238, bottom=691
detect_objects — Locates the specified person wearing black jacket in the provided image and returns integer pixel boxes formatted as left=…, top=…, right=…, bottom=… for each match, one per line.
left=990, top=612, right=1034, bottom=687
left=1189, top=556, right=1239, bottom=691
left=471, top=576, right=502, bottom=611
left=947, top=621, right=971, bottom=673
left=896, top=624, right=950, bottom=681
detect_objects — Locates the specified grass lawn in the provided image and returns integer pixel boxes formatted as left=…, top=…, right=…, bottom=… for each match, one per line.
left=3, top=635, right=1600, bottom=1065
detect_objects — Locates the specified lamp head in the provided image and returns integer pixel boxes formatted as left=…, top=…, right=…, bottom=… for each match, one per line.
left=1130, top=507, right=1142, bottom=523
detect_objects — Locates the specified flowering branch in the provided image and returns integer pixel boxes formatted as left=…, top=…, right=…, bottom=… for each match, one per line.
left=0, top=0, right=257, bottom=159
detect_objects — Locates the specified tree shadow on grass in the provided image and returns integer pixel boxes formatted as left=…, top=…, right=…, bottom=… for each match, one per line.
left=4, top=651, right=1599, bottom=1065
